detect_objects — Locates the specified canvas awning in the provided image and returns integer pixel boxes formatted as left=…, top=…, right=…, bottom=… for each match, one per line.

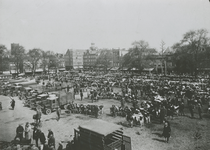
left=73, top=66, right=83, bottom=69
left=18, top=73, right=25, bottom=76
left=197, top=68, right=210, bottom=71
left=143, top=68, right=154, bottom=72
left=10, top=70, right=17, bottom=73
left=131, top=68, right=138, bottom=70
left=110, top=67, right=119, bottom=71
left=79, top=119, right=121, bottom=136
left=59, top=68, right=65, bottom=71
left=120, top=67, right=129, bottom=71
left=35, top=69, right=43, bottom=72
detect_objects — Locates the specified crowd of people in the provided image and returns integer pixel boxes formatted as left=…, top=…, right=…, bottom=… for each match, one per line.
left=1, top=71, right=210, bottom=149
left=14, top=122, right=57, bottom=150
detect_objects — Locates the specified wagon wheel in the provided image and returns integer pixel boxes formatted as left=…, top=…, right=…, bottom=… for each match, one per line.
left=45, top=109, right=51, bottom=115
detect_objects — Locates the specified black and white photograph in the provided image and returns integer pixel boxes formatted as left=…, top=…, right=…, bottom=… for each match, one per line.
left=0, top=0, right=210, bottom=150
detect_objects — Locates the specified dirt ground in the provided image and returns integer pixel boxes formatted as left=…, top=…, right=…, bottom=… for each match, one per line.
left=0, top=94, right=210, bottom=150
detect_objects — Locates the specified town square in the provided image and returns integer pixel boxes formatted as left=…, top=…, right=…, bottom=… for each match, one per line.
left=0, top=0, right=210, bottom=150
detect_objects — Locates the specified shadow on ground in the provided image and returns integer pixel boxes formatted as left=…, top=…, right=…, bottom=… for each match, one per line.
left=152, top=132, right=162, bottom=137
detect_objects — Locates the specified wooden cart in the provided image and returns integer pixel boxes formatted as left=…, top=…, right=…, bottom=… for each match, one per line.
left=74, top=119, right=131, bottom=150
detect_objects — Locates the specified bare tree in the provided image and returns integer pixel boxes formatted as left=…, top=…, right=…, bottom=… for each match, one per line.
left=26, top=48, right=42, bottom=76
left=11, top=45, right=25, bottom=74
left=181, top=29, right=209, bottom=76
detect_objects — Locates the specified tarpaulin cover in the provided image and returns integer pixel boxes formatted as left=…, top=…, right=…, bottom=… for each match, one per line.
left=79, top=119, right=121, bottom=136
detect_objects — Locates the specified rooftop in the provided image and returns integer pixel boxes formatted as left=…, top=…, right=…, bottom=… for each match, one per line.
left=79, top=119, right=122, bottom=136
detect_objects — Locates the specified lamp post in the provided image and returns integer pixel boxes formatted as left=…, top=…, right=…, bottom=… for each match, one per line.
left=165, top=59, right=167, bottom=75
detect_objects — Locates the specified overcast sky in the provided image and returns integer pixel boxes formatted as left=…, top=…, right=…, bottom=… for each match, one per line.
left=0, top=0, right=210, bottom=53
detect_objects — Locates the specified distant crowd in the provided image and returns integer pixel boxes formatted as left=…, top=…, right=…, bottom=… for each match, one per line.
left=1, top=71, right=210, bottom=149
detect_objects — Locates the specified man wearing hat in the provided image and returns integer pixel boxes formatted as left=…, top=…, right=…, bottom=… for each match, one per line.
left=47, top=129, right=54, bottom=139
left=33, top=126, right=40, bottom=147
left=48, top=133, right=55, bottom=148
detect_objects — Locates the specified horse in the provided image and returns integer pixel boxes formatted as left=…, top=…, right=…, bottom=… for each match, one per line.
left=132, top=112, right=144, bottom=127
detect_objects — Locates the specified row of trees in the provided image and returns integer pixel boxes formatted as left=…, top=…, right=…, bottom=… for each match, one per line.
left=0, top=45, right=63, bottom=75
left=121, top=41, right=157, bottom=71
left=1, top=28, right=209, bottom=76
left=94, top=41, right=157, bottom=72
left=172, top=29, right=210, bottom=76
left=95, top=29, right=210, bottom=76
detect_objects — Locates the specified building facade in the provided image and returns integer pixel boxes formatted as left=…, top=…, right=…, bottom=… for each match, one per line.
left=72, top=50, right=86, bottom=69
left=149, top=54, right=174, bottom=74
left=64, top=49, right=86, bottom=70
left=83, top=50, right=97, bottom=70
left=141, top=47, right=174, bottom=74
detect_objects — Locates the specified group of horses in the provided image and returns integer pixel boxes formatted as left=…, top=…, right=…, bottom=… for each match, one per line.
left=110, top=105, right=150, bottom=127
left=64, top=103, right=104, bottom=117
left=109, top=98, right=183, bottom=128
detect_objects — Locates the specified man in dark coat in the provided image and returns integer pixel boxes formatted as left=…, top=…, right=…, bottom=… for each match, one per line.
left=48, top=134, right=55, bottom=148
left=80, top=89, right=83, bottom=101
left=94, top=90, right=98, bottom=101
left=33, top=127, right=40, bottom=147
left=15, top=124, right=24, bottom=142
left=47, top=129, right=54, bottom=139
left=162, top=121, right=171, bottom=143
left=197, top=103, right=202, bottom=119
left=11, top=98, right=15, bottom=110
left=39, top=129, right=46, bottom=150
